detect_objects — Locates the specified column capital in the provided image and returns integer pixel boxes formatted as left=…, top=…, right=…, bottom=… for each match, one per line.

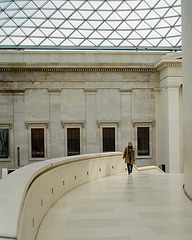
left=164, top=84, right=181, bottom=91
left=153, top=88, right=162, bottom=94
left=119, top=88, right=132, bottom=95
left=84, top=88, right=97, bottom=94
left=48, top=88, right=61, bottom=94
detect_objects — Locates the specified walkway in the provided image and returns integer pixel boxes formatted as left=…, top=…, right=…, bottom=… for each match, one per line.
left=36, top=168, right=192, bottom=240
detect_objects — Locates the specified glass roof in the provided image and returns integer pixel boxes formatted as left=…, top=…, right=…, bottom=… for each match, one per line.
left=0, top=0, right=181, bottom=51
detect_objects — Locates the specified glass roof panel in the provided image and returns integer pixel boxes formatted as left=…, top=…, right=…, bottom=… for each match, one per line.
left=1, top=37, right=14, bottom=45
left=32, top=1, right=46, bottom=8
left=0, top=0, right=181, bottom=50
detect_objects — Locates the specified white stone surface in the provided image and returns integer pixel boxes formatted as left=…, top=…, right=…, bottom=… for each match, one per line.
left=0, top=153, right=125, bottom=240
left=36, top=171, right=192, bottom=240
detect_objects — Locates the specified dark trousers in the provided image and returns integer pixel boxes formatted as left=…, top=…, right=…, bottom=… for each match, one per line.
left=127, top=163, right=133, bottom=174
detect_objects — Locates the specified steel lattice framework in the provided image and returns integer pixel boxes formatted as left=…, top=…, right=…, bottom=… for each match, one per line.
left=0, top=0, right=181, bottom=51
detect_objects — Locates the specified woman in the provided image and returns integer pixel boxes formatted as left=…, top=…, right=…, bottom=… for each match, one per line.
left=123, top=142, right=135, bottom=174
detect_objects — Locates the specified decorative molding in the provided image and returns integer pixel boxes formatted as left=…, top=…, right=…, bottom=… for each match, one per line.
left=61, top=121, right=85, bottom=128
left=97, top=121, right=120, bottom=128
left=132, top=119, right=155, bottom=127
left=119, top=89, right=132, bottom=94
left=0, top=67, right=158, bottom=73
left=48, top=88, right=61, bottom=93
left=164, top=84, right=181, bottom=90
left=84, top=88, right=97, bottom=94
left=0, top=89, right=25, bottom=94
left=164, top=62, right=182, bottom=67
left=153, top=88, right=162, bottom=94
left=0, top=123, right=12, bottom=129
left=155, top=61, right=182, bottom=71
left=25, top=122, right=49, bottom=129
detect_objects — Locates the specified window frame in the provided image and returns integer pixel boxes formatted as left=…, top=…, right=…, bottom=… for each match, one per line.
left=62, top=122, right=84, bottom=156
left=97, top=121, right=119, bottom=153
left=102, top=127, right=116, bottom=152
left=31, top=128, right=45, bottom=159
left=67, top=127, right=81, bottom=156
left=132, top=120, right=153, bottom=159
left=0, top=123, right=12, bottom=161
left=26, top=122, right=48, bottom=161
left=137, top=127, right=150, bottom=156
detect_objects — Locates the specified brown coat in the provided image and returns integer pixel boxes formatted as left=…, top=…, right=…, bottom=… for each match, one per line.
left=123, top=146, right=135, bottom=164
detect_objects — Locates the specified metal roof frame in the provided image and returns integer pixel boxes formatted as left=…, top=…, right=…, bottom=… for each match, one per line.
left=0, top=0, right=182, bottom=51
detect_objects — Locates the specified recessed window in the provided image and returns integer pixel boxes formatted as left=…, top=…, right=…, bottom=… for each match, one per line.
left=67, top=128, right=80, bottom=156
left=31, top=128, right=45, bottom=158
left=137, top=127, right=150, bottom=156
left=0, top=129, right=9, bottom=158
left=103, top=127, right=115, bottom=152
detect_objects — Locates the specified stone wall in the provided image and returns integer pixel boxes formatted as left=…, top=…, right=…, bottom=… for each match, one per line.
left=0, top=51, right=182, bottom=174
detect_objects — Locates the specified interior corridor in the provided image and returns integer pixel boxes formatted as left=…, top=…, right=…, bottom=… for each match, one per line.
left=36, top=169, right=192, bottom=240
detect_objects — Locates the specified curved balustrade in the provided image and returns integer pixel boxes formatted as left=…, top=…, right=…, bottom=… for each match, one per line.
left=0, top=152, right=124, bottom=240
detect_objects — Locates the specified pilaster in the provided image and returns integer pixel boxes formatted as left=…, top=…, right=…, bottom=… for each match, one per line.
left=84, top=89, right=98, bottom=154
left=48, top=88, right=61, bottom=158
left=120, top=89, right=132, bottom=150
left=165, top=84, right=181, bottom=173
left=154, top=88, right=162, bottom=168
left=13, top=90, right=26, bottom=167
left=155, top=53, right=182, bottom=173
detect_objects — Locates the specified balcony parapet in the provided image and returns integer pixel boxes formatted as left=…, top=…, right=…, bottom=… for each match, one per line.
left=0, top=152, right=124, bottom=240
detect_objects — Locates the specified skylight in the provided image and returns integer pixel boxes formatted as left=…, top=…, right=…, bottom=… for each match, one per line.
left=0, top=0, right=181, bottom=51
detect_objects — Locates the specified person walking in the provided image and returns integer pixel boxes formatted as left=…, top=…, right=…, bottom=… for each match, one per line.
left=123, top=142, right=135, bottom=174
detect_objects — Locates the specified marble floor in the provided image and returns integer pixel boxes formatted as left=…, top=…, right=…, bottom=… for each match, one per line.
left=36, top=169, right=192, bottom=240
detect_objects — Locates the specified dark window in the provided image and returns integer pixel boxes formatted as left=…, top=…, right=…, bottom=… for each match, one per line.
left=0, top=129, right=9, bottom=158
left=103, top=127, right=115, bottom=152
left=31, top=128, right=44, bottom=158
left=67, top=128, right=80, bottom=156
left=137, top=127, right=150, bottom=156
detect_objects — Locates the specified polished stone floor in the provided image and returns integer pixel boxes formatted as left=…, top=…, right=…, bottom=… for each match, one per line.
left=36, top=169, right=192, bottom=240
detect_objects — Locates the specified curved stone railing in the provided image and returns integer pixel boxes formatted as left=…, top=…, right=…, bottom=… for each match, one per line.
left=134, top=165, right=165, bottom=173
left=0, top=152, right=125, bottom=240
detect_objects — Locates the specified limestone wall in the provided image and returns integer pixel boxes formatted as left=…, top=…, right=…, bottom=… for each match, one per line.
left=0, top=51, right=183, bottom=173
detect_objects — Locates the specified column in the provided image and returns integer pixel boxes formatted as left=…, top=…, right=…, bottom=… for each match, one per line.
left=84, top=89, right=98, bottom=154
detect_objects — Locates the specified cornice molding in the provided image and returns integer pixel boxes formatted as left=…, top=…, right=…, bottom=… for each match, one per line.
left=84, top=88, right=97, bottom=94
left=132, top=119, right=155, bottom=127
left=0, top=123, right=12, bottom=129
left=25, top=122, right=49, bottom=129
left=154, top=52, right=182, bottom=71
left=61, top=121, right=85, bottom=128
left=119, top=89, right=132, bottom=94
left=155, top=61, right=182, bottom=71
left=0, top=67, right=158, bottom=73
left=163, top=84, right=181, bottom=90
left=164, top=62, right=182, bottom=67
left=0, top=89, right=25, bottom=94
left=97, top=121, right=120, bottom=128
left=48, top=88, right=61, bottom=93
